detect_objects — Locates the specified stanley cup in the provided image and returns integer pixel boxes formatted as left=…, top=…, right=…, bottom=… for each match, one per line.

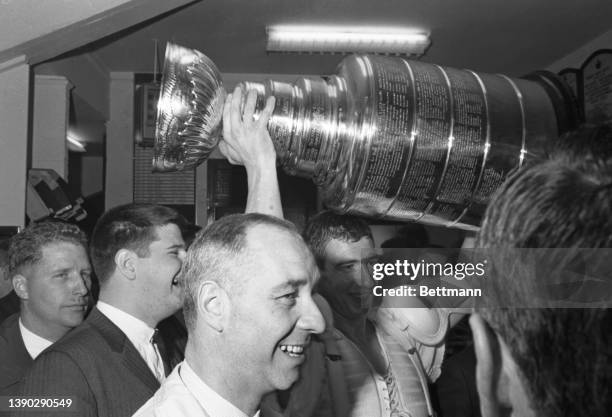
left=154, top=42, right=579, bottom=230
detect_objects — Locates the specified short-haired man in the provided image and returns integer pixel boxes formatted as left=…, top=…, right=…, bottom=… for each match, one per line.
left=0, top=221, right=91, bottom=394
left=274, top=211, right=445, bottom=417
left=470, top=133, right=612, bottom=416
left=133, top=213, right=325, bottom=417
left=15, top=86, right=282, bottom=417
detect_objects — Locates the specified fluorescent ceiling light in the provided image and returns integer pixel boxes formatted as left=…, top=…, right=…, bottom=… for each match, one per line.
left=67, top=133, right=86, bottom=152
left=266, top=25, right=430, bottom=56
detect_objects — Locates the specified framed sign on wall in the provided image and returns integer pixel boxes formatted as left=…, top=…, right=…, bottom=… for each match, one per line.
left=560, top=49, right=612, bottom=126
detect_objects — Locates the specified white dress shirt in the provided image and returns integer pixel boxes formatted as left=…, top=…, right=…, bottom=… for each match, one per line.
left=19, top=318, right=52, bottom=359
left=97, top=301, right=166, bottom=382
left=133, top=361, right=260, bottom=417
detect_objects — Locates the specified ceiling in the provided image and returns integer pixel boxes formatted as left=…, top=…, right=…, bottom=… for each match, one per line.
left=85, top=0, right=612, bottom=77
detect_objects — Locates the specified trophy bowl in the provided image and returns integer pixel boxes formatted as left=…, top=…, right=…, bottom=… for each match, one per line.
left=153, top=43, right=226, bottom=172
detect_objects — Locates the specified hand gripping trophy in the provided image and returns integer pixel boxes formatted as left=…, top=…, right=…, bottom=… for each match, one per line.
left=154, top=43, right=579, bottom=230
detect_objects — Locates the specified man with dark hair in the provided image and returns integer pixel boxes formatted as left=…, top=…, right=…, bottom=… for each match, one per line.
left=15, top=87, right=282, bottom=417
left=470, top=133, right=612, bottom=417
left=134, top=213, right=325, bottom=417
left=273, top=210, right=445, bottom=417
left=0, top=221, right=91, bottom=394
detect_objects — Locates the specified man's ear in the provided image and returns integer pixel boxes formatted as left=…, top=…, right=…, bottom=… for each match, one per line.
left=197, top=281, right=228, bottom=333
left=12, top=274, right=29, bottom=300
left=114, top=249, right=137, bottom=280
left=470, top=313, right=508, bottom=417
left=471, top=313, right=536, bottom=417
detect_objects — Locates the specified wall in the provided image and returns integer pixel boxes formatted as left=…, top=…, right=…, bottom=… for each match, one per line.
left=81, top=156, right=104, bottom=197
left=105, top=72, right=134, bottom=210
left=71, top=121, right=106, bottom=198
left=36, top=53, right=109, bottom=122
left=547, top=28, right=612, bottom=71
left=31, top=75, right=71, bottom=178
left=0, top=57, right=29, bottom=228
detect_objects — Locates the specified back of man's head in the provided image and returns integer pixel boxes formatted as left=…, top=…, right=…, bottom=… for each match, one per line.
left=9, top=221, right=87, bottom=276
left=474, top=126, right=612, bottom=417
left=90, top=203, right=189, bottom=283
left=302, top=210, right=373, bottom=268
left=182, top=212, right=300, bottom=331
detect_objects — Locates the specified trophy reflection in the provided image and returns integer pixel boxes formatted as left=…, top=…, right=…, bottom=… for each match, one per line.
left=154, top=42, right=578, bottom=230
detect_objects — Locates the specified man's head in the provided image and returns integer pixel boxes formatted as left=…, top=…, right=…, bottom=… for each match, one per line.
left=303, top=211, right=378, bottom=319
left=9, top=221, right=91, bottom=341
left=472, top=136, right=612, bottom=417
left=183, top=213, right=325, bottom=397
left=90, top=204, right=190, bottom=326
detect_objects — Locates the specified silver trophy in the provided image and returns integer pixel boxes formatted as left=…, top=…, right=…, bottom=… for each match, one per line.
left=154, top=42, right=578, bottom=230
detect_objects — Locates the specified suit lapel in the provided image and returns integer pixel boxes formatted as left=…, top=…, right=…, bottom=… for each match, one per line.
left=120, top=339, right=161, bottom=392
left=88, top=308, right=160, bottom=392
left=7, top=314, right=33, bottom=368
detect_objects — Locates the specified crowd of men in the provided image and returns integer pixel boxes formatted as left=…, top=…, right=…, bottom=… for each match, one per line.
left=0, top=86, right=610, bottom=417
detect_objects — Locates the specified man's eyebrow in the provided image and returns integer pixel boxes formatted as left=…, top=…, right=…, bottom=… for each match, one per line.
left=49, top=267, right=71, bottom=274
left=50, top=266, right=91, bottom=274
left=334, top=260, right=359, bottom=267
left=271, top=279, right=308, bottom=292
left=166, top=243, right=185, bottom=250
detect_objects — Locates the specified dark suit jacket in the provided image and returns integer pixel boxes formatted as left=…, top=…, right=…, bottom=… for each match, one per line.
left=0, top=314, right=32, bottom=395
left=434, top=345, right=481, bottom=417
left=0, top=291, right=20, bottom=324
left=13, top=308, right=162, bottom=417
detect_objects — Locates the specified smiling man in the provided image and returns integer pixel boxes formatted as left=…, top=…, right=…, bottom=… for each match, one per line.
left=133, top=213, right=325, bottom=417
left=286, top=211, right=446, bottom=417
left=15, top=86, right=282, bottom=417
left=0, top=221, right=91, bottom=394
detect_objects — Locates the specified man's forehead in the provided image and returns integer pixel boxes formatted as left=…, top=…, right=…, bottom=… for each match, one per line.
left=243, top=225, right=317, bottom=279
left=245, top=223, right=303, bottom=249
left=34, top=241, right=90, bottom=268
left=41, top=240, right=87, bottom=256
left=272, top=266, right=319, bottom=290
left=151, top=223, right=185, bottom=245
left=323, top=236, right=376, bottom=260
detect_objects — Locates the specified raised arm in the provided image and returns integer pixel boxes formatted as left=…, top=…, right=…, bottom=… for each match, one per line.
left=220, top=86, right=282, bottom=217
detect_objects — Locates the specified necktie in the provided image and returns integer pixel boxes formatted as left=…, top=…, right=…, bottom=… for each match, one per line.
left=149, top=329, right=166, bottom=383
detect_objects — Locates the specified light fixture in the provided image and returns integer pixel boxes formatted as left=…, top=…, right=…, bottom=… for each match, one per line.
left=67, top=133, right=86, bottom=152
left=266, top=25, right=431, bottom=56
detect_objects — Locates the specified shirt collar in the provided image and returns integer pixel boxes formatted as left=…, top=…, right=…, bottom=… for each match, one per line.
left=96, top=301, right=156, bottom=347
left=180, top=360, right=260, bottom=417
left=19, top=318, right=53, bottom=359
